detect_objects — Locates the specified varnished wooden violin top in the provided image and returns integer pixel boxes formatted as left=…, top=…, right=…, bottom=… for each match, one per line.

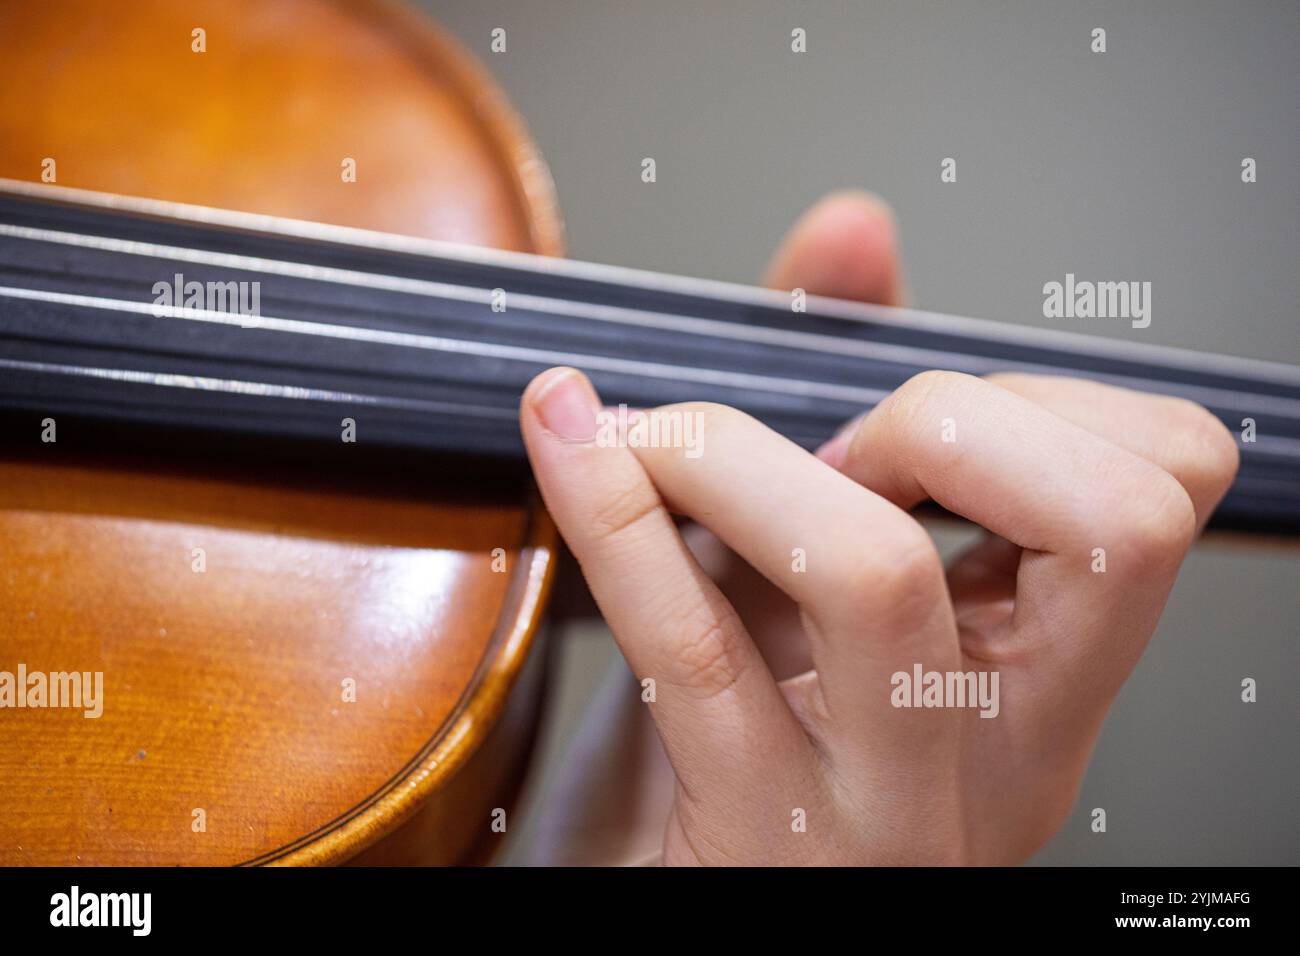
left=0, top=0, right=561, bottom=865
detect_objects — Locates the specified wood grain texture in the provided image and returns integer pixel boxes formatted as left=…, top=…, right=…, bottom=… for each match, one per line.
left=0, top=0, right=563, bottom=254
left=0, top=0, right=564, bottom=864
left=0, top=457, right=554, bottom=865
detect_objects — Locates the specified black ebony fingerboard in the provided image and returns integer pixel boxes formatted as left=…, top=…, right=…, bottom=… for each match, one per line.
left=1, top=188, right=1298, bottom=531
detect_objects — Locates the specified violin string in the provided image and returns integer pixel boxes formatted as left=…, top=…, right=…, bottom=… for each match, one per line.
left=0, top=356, right=518, bottom=419
left=3, top=205, right=1300, bottom=475
left=4, top=356, right=1299, bottom=488
left=2, top=179, right=1297, bottom=525
left=7, top=222, right=1300, bottom=392
left=4, top=284, right=1300, bottom=470
left=3, top=223, right=1018, bottom=375
left=13, top=221, right=1300, bottom=400
left=1, top=225, right=1298, bottom=419
left=3, top=351, right=1298, bottom=514
left=3, top=176, right=1296, bottom=388
left=0, top=285, right=892, bottom=406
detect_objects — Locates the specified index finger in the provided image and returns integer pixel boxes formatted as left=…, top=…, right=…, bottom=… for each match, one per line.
left=519, top=368, right=816, bottom=804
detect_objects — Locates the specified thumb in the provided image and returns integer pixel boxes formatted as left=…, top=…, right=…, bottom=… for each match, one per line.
left=763, top=190, right=906, bottom=306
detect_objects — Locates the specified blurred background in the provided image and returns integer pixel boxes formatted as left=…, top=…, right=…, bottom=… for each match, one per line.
left=420, top=0, right=1299, bottom=864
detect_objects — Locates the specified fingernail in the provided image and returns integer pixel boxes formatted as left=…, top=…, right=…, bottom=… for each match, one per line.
left=533, top=368, right=599, bottom=441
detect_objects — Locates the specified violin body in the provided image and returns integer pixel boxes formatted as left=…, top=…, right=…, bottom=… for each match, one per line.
left=0, top=0, right=561, bottom=864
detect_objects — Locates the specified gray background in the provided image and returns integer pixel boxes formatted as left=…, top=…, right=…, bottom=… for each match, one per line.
left=421, top=0, right=1299, bottom=864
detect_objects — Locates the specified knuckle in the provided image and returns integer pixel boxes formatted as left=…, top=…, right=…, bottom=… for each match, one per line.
left=1108, top=467, right=1197, bottom=565
left=660, top=400, right=731, bottom=430
left=981, top=370, right=1034, bottom=389
left=674, top=400, right=732, bottom=419
left=665, top=609, right=748, bottom=699
left=589, top=482, right=665, bottom=549
left=838, top=371, right=980, bottom=485
left=832, top=524, right=944, bottom=619
left=896, top=369, right=976, bottom=405
left=640, top=400, right=743, bottom=463
left=882, top=370, right=978, bottom=443
left=1164, top=400, right=1241, bottom=503
left=889, top=369, right=951, bottom=417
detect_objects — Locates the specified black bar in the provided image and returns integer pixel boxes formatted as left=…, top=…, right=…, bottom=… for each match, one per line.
left=0, top=866, right=1285, bottom=943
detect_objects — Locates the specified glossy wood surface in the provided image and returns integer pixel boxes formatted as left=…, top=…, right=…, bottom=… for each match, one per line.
left=0, top=0, right=562, bottom=864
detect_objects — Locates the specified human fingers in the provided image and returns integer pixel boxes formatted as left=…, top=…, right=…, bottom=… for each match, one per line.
left=520, top=368, right=815, bottom=801
left=763, top=190, right=906, bottom=306
left=984, top=373, right=1239, bottom=532
left=620, top=401, right=962, bottom=762
left=827, top=371, right=1197, bottom=703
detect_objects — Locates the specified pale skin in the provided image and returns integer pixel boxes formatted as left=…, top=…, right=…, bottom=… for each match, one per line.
left=518, top=192, right=1241, bottom=866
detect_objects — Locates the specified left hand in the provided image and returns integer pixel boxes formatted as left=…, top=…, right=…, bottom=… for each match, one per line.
left=518, top=194, right=1238, bottom=865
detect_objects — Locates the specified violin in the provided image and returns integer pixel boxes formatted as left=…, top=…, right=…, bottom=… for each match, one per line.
left=1, top=0, right=1297, bottom=865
